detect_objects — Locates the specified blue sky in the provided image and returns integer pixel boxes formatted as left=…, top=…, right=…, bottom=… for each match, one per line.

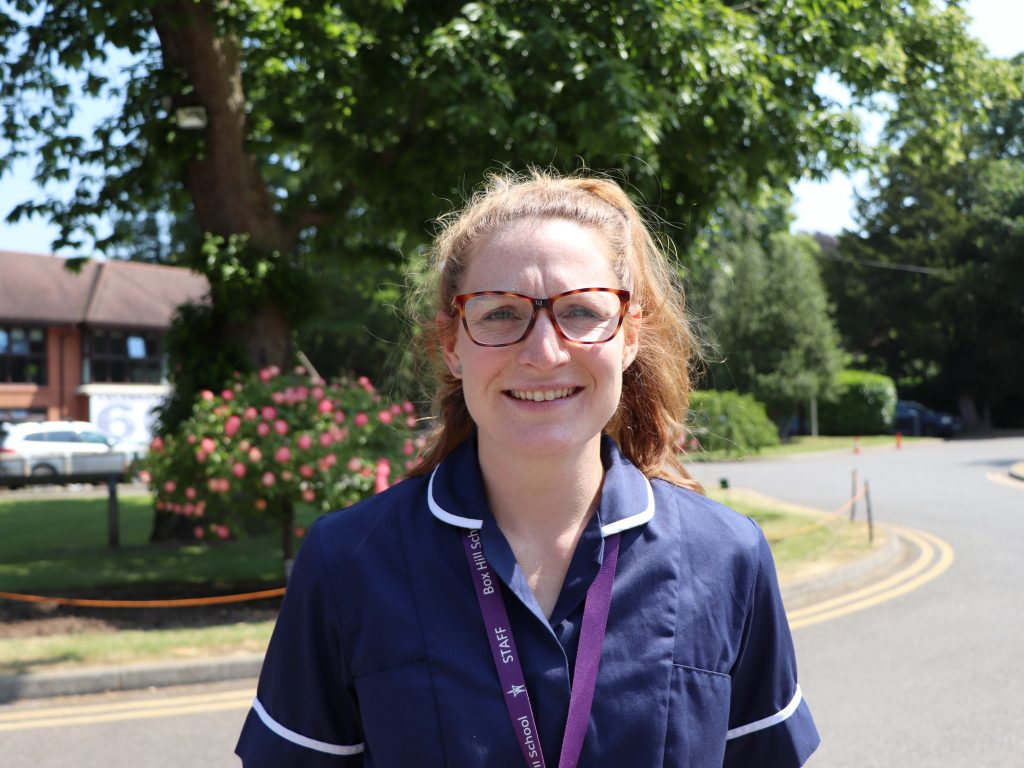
left=1, top=0, right=1021, bottom=254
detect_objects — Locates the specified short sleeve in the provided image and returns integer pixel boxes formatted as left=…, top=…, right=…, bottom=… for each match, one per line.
left=236, top=520, right=364, bottom=766
left=724, top=527, right=820, bottom=767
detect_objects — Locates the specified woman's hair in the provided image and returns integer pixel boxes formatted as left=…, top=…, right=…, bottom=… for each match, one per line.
left=408, top=169, right=701, bottom=492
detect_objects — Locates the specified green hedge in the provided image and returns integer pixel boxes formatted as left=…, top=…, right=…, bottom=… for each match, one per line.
left=818, top=369, right=897, bottom=435
left=687, top=390, right=779, bottom=455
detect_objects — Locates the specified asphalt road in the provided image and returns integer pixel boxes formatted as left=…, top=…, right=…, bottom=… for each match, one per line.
left=690, top=436, right=1024, bottom=768
left=1, top=437, right=1021, bottom=767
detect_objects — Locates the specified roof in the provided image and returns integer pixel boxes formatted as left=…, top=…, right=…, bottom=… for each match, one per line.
left=0, top=250, right=209, bottom=329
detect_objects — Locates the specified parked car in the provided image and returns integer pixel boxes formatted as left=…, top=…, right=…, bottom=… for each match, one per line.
left=894, top=400, right=962, bottom=438
left=0, top=420, right=137, bottom=486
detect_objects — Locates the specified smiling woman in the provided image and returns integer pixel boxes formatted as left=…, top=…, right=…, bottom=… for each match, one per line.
left=236, top=170, right=820, bottom=767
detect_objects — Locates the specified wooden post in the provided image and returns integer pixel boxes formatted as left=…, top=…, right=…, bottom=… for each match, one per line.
left=107, top=475, right=120, bottom=548
left=865, top=479, right=874, bottom=544
left=850, top=469, right=858, bottom=521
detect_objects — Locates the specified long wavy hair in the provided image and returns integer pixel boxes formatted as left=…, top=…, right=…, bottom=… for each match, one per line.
left=408, top=169, right=701, bottom=492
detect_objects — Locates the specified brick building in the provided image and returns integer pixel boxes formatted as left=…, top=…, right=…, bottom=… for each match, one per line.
left=0, top=250, right=208, bottom=443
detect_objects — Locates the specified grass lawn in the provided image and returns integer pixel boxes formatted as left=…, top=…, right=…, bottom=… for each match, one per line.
left=689, top=433, right=931, bottom=462
left=0, top=495, right=321, bottom=594
left=0, top=486, right=880, bottom=673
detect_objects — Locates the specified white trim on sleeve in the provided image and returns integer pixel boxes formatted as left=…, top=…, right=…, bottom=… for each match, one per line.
left=252, top=697, right=365, bottom=756
left=725, top=685, right=804, bottom=741
left=600, top=478, right=655, bottom=536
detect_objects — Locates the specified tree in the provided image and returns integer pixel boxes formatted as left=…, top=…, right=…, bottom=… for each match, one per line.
left=696, top=190, right=844, bottom=433
left=0, top=0, right=991, bottom=415
left=821, top=56, right=1024, bottom=428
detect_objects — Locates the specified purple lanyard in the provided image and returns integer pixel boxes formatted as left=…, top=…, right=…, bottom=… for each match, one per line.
left=462, top=528, right=621, bottom=768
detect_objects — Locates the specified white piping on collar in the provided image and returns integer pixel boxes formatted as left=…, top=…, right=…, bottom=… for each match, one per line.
left=428, top=467, right=483, bottom=529
left=599, top=477, right=655, bottom=536
left=428, top=466, right=655, bottom=536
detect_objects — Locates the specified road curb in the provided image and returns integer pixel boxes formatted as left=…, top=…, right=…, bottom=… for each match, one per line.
left=0, top=654, right=263, bottom=704
left=2, top=528, right=910, bottom=704
left=1009, top=462, right=1024, bottom=482
left=780, top=524, right=904, bottom=608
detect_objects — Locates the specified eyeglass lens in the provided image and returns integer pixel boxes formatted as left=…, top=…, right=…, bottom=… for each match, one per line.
left=463, top=291, right=623, bottom=345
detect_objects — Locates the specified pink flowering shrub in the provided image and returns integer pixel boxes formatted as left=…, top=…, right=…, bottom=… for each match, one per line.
left=143, top=366, right=424, bottom=554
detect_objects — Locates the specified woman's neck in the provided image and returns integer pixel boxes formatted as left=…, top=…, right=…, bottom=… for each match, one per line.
left=477, top=439, right=605, bottom=542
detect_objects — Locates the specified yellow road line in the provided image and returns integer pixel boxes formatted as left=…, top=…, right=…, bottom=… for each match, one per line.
left=788, top=523, right=954, bottom=630
left=985, top=471, right=1024, bottom=491
left=0, top=688, right=254, bottom=731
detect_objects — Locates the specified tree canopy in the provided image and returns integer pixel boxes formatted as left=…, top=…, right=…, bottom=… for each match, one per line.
left=821, top=55, right=1024, bottom=428
left=0, top=0, right=994, bottom=404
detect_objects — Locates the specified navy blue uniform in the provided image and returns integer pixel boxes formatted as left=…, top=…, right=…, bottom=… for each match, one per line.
left=236, top=436, right=819, bottom=766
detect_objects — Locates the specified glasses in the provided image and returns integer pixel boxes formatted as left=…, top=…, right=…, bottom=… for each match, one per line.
left=452, top=288, right=631, bottom=347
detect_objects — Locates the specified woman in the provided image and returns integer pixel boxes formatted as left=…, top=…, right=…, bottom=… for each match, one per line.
left=236, top=171, right=820, bottom=766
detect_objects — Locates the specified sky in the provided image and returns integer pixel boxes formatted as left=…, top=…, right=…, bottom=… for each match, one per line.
left=1, top=0, right=1021, bottom=255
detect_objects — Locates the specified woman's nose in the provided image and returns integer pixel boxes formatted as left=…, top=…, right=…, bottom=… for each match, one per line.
left=517, top=309, right=569, bottom=367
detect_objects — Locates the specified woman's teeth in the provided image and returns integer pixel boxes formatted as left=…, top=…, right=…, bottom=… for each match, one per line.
left=510, top=388, right=575, bottom=402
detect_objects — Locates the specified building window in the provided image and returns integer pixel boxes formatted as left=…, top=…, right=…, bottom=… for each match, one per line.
left=0, top=326, right=47, bottom=385
left=86, top=329, right=164, bottom=384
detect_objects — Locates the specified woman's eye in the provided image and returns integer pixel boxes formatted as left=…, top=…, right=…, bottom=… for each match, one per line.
left=561, top=305, right=602, bottom=320
left=481, top=307, right=521, bottom=322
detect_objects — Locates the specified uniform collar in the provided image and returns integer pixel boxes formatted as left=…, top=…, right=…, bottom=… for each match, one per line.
left=427, top=434, right=655, bottom=537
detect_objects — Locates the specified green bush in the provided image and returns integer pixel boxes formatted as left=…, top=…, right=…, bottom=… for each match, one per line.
left=687, top=390, right=780, bottom=455
left=818, top=369, right=897, bottom=435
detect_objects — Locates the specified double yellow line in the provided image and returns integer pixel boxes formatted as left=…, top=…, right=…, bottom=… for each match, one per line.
left=787, top=523, right=954, bottom=630
left=0, top=688, right=253, bottom=732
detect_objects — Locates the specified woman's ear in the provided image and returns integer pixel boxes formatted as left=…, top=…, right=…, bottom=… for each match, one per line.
left=437, top=312, right=463, bottom=378
left=622, top=309, right=641, bottom=371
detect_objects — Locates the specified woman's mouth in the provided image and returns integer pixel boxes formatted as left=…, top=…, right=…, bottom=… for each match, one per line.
left=506, top=387, right=580, bottom=402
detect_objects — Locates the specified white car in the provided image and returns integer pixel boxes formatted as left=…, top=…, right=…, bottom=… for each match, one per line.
left=0, top=420, right=137, bottom=486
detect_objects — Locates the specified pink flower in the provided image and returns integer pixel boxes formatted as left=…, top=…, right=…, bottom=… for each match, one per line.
left=187, top=434, right=196, bottom=444
left=299, top=464, right=315, bottom=478
left=258, top=366, right=276, bottom=382
left=358, top=375, right=374, bottom=393
left=403, top=439, right=414, bottom=456
left=261, top=406, right=276, bottom=421
left=271, top=392, right=285, bottom=404
left=221, top=389, right=234, bottom=401
left=195, top=450, right=208, bottom=464
left=294, top=525, right=308, bottom=538
left=262, top=471, right=276, bottom=487
left=302, top=489, right=316, bottom=503
left=322, top=453, right=337, bottom=467
left=274, top=419, right=289, bottom=435
left=257, top=422, right=270, bottom=437
left=281, top=470, right=293, bottom=481
left=231, top=462, right=247, bottom=478
left=318, top=399, right=333, bottom=414
left=334, top=410, right=346, bottom=424
left=275, top=446, right=291, bottom=463
left=294, top=365, right=306, bottom=376
left=225, top=415, right=242, bottom=438
left=319, top=432, right=333, bottom=448
left=406, top=416, right=417, bottom=429
left=163, top=480, right=177, bottom=493
left=312, top=386, right=325, bottom=401
left=244, top=406, right=258, bottom=420
left=185, top=487, right=196, bottom=500
left=354, top=412, right=369, bottom=428
left=150, top=436, right=164, bottom=452
left=216, top=525, right=230, bottom=540
left=403, top=401, right=415, bottom=414
left=390, top=403, right=402, bottom=416
left=200, top=437, right=216, bottom=454
left=196, top=502, right=206, bottom=516
left=200, top=389, right=215, bottom=401
left=183, top=503, right=195, bottom=516
left=194, top=526, right=205, bottom=539
left=139, top=470, right=152, bottom=483
left=377, top=410, right=393, bottom=425
left=248, top=447, right=262, bottom=462
left=297, top=434, right=313, bottom=451
left=347, top=457, right=361, bottom=472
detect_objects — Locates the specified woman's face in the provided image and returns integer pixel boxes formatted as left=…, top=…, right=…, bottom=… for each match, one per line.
left=443, top=217, right=638, bottom=466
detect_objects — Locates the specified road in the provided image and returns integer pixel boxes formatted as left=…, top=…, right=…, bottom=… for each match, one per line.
left=689, top=436, right=1024, bottom=768
left=1, top=437, right=1021, bottom=766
